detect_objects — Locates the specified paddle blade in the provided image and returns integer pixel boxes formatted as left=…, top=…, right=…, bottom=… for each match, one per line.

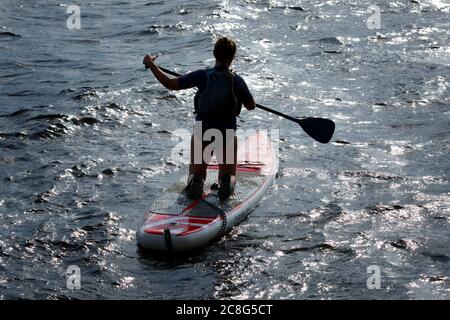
left=297, top=118, right=335, bottom=144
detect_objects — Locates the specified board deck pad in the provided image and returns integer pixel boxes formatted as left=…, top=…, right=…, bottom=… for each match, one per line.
left=137, top=131, right=277, bottom=251
left=148, top=163, right=265, bottom=218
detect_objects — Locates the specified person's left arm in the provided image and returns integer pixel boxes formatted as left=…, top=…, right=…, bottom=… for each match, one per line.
left=236, top=76, right=256, bottom=110
left=143, top=54, right=181, bottom=90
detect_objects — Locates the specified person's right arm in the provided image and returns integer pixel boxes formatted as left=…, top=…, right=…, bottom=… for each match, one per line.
left=143, top=54, right=181, bottom=90
left=143, top=54, right=203, bottom=91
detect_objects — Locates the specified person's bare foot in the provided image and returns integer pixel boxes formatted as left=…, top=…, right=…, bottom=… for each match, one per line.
left=185, top=175, right=204, bottom=200
left=218, top=173, right=235, bottom=201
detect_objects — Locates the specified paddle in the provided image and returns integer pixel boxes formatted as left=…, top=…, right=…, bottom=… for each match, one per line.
left=151, top=65, right=336, bottom=144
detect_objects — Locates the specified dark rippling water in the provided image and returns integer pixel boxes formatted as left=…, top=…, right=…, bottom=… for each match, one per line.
left=0, top=0, right=449, bottom=300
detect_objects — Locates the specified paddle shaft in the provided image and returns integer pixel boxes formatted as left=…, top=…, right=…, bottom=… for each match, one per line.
left=255, top=103, right=303, bottom=122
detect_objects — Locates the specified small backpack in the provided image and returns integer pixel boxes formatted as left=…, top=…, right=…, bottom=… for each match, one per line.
left=195, top=68, right=240, bottom=118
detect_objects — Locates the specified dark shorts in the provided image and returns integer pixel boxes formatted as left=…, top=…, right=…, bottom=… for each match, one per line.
left=195, top=114, right=237, bottom=131
left=194, top=121, right=236, bottom=147
left=191, top=122, right=236, bottom=165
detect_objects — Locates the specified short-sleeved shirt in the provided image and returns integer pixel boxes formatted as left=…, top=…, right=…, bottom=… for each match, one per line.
left=178, top=65, right=253, bottom=130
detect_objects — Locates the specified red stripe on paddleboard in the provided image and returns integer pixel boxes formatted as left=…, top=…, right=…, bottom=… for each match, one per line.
left=177, top=218, right=222, bottom=236
left=144, top=223, right=205, bottom=236
left=145, top=215, right=213, bottom=226
left=144, top=229, right=164, bottom=235
left=155, top=217, right=215, bottom=225
left=144, top=217, right=216, bottom=234
left=207, top=164, right=261, bottom=172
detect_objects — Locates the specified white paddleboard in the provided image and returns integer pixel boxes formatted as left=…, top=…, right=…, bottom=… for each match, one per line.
left=137, top=130, right=277, bottom=252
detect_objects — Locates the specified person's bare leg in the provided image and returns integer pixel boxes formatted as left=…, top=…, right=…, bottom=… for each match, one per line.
left=218, top=135, right=237, bottom=179
left=189, top=133, right=209, bottom=179
left=186, top=134, right=210, bottom=199
left=218, top=135, right=237, bottom=200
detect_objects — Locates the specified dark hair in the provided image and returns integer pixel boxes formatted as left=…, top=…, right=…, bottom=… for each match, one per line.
left=213, top=37, right=237, bottom=63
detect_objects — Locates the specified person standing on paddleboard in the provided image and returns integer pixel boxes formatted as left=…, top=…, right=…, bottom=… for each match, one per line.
left=143, top=37, right=256, bottom=201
